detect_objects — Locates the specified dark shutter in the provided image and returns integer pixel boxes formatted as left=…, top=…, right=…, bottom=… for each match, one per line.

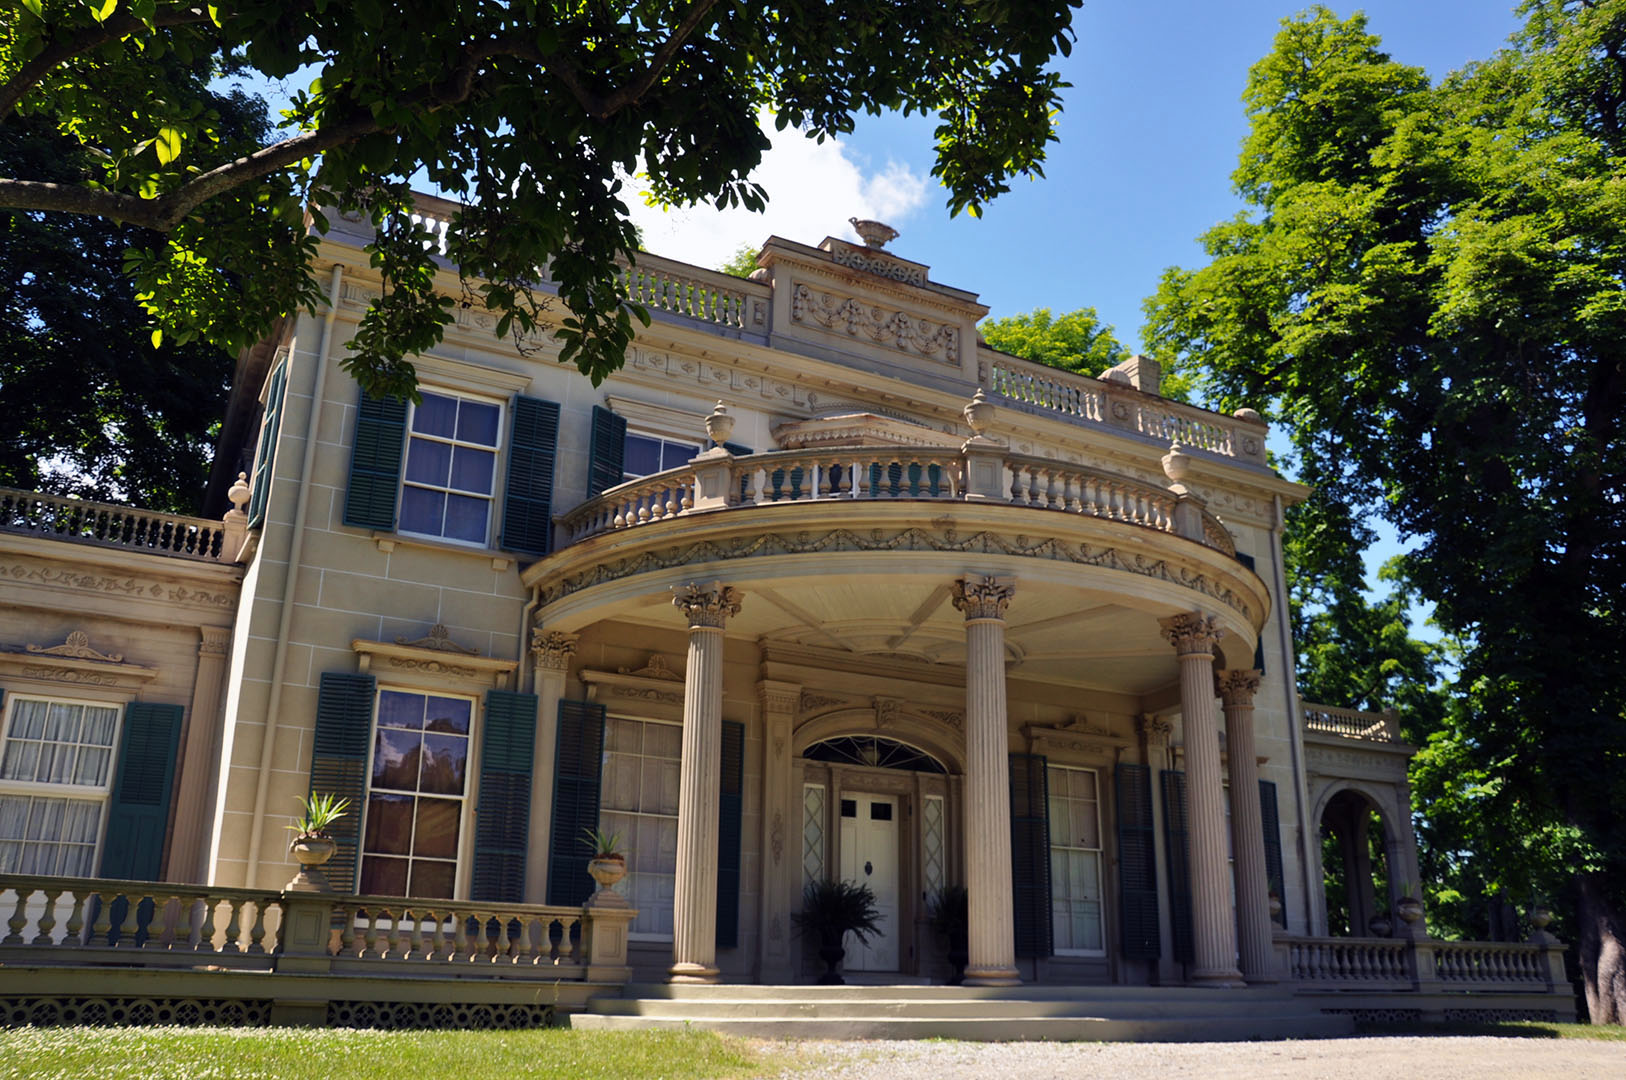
left=309, top=672, right=375, bottom=893
left=586, top=406, right=626, bottom=498
left=547, top=700, right=606, bottom=906
left=101, top=702, right=185, bottom=881
left=716, top=720, right=745, bottom=949
left=342, top=390, right=408, bottom=529
left=471, top=690, right=538, bottom=902
left=500, top=396, right=560, bottom=556
left=1260, top=779, right=1286, bottom=929
left=246, top=361, right=288, bottom=528
left=1115, top=763, right=1161, bottom=959
left=1234, top=554, right=1266, bottom=675
left=1009, top=753, right=1052, bottom=959
left=1160, top=769, right=1194, bottom=964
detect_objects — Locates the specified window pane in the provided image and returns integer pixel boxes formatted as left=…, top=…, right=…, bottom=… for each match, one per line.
left=378, top=691, right=426, bottom=730
left=644, top=723, right=680, bottom=758
left=82, top=706, right=118, bottom=748
left=364, top=792, right=414, bottom=855
left=1, top=740, right=39, bottom=782
left=399, top=486, right=445, bottom=536
left=606, top=718, right=640, bottom=755
left=450, top=447, right=495, bottom=495
left=360, top=855, right=408, bottom=896
left=661, top=440, right=699, bottom=471
left=413, top=797, right=460, bottom=859
left=419, top=734, right=468, bottom=796
left=423, top=697, right=470, bottom=735
left=409, top=859, right=456, bottom=899
left=624, top=435, right=661, bottom=477
left=456, top=400, right=500, bottom=446
left=372, top=729, right=422, bottom=790
left=405, top=439, right=452, bottom=486
left=443, top=494, right=488, bottom=543
left=10, top=700, right=47, bottom=739
left=413, top=393, right=458, bottom=437
left=43, top=703, right=76, bottom=743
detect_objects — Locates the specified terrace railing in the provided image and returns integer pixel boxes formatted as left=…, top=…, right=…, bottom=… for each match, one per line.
left=1284, top=933, right=1567, bottom=995
left=1301, top=702, right=1402, bottom=743
left=0, top=488, right=233, bottom=563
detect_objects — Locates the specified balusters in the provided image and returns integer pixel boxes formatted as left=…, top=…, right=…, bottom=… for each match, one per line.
left=116, top=893, right=141, bottom=947
left=221, top=898, right=244, bottom=953
left=339, top=906, right=358, bottom=956
left=556, top=915, right=577, bottom=964
left=4, top=889, right=29, bottom=945
left=430, top=909, right=447, bottom=960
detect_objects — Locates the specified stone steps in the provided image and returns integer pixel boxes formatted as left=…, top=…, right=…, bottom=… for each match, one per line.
left=569, top=984, right=1354, bottom=1042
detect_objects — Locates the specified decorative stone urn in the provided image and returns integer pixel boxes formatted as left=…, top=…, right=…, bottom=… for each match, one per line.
left=848, top=217, right=899, bottom=249
left=1161, top=442, right=1192, bottom=486
left=1396, top=896, right=1425, bottom=925
left=1529, top=905, right=1553, bottom=930
left=587, top=854, right=629, bottom=908
left=963, top=388, right=995, bottom=439
left=1268, top=891, right=1284, bottom=922
left=703, top=400, right=735, bottom=448
left=285, top=836, right=337, bottom=893
left=1367, top=912, right=1393, bottom=938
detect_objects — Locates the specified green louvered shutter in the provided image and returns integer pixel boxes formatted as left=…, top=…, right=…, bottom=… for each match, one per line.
left=246, top=361, right=288, bottom=528
left=1115, top=763, right=1161, bottom=959
left=100, top=702, right=184, bottom=881
left=1160, top=769, right=1194, bottom=964
left=716, top=720, right=745, bottom=948
left=309, top=672, right=375, bottom=892
left=547, top=700, right=606, bottom=906
left=1260, top=779, right=1287, bottom=929
left=1009, top=753, right=1052, bottom=959
left=586, top=406, right=626, bottom=498
left=472, top=690, right=538, bottom=902
left=342, top=390, right=408, bottom=529
left=500, top=396, right=560, bottom=556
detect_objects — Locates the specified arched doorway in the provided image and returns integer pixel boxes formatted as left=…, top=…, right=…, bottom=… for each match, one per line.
left=1319, top=788, right=1393, bottom=937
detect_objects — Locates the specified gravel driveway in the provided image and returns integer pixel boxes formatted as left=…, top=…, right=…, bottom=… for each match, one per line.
left=769, top=1036, right=1623, bottom=1080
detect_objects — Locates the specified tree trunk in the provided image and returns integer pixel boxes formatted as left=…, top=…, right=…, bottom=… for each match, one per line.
left=1577, top=873, right=1626, bottom=1024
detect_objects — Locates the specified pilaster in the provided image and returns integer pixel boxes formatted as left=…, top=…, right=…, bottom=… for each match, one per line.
left=525, top=628, right=578, bottom=904
left=757, top=678, right=801, bottom=982
left=1217, top=668, right=1273, bottom=984
left=168, top=626, right=233, bottom=883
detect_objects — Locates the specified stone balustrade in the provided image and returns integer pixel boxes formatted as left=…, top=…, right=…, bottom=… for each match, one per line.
left=556, top=447, right=1237, bottom=556
left=618, top=253, right=765, bottom=330
left=0, top=487, right=235, bottom=564
left=1432, top=940, right=1553, bottom=985
left=330, top=896, right=585, bottom=970
left=1284, top=933, right=1567, bottom=995
left=1302, top=702, right=1402, bottom=743
left=1289, top=936, right=1413, bottom=988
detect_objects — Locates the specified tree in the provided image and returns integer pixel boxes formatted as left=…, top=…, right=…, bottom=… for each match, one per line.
left=1, top=69, right=270, bottom=513
left=1143, top=3, right=1626, bottom=1021
left=2, top=0, right=1081, bottom=399
left=979, top=307, right=1126, bottom=375
left=718, top=242, right=760, bottom=279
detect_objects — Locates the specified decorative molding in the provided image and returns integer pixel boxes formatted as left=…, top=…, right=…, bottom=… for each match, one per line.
left=529, top=630, right=579, bottom=672
left=671, top=581, right=743, bottom=629
left=198, top=627, right=232, bottom=657
left=27, top=630, right=122, bottom=663
left=1026, top=723, right=1132, bottom=758
left=771, top=412, right=962, bottom=451
left=1159, top=611, right=1224, bottom=657
left=394, top=623, right=480, bottom=655
left=1215, top=668, right=1263, bottom=708
left=769, top=811, right=785, bottom=864
left=625, top=347, right=823, bottom=413
left=608, top=684, right=683, bottom=706
left=385, top=656, right=480, bottom=679
left=618, top=654, right=683, bottom=681
left=1, top=563, right=236, bottom=608
left=0, top=650, right=157, bottom=687
left=798, top=690, right=850, bottom=715
left=826, top=241, right=927, bottom=286
left=537, top=527, right=1256, bottom=621
left=759, top=682, right=802, bottom=716
left=790, top=284, right=959, bottom=364
left=1057, top=715, right=1116, bottom=738
left=951, top=575, right=1015, bottom=622
left=351, top=636, right=516, bottom=688
left=20, top=665, right=119, bottom=686
left=919, top=707, right=965, bottom=731
left=873, top=695, right=903, bottom=729
left=1137, top=714, right=1174, bottom=747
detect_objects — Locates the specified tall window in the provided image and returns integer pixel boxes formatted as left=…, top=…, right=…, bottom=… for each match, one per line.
left=599, top=717, right=680, bottom=938
left=399, top=390, right=502, bottom=546
left=359, top=690, right=472, bottom=899
left=1048, top=764, right=1104, bottom=954
left=802, top=784, right=827, bottom=888
left=922, top=794, right=946, bottom=897
left=0, top=697, right=120, bottom=876
left=623, top=433, right=700, bottom=481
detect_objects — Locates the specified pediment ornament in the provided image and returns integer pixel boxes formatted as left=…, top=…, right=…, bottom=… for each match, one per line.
left=394, top=623, right=480, bottom=655
left=27, top=630, right=122, bottom=663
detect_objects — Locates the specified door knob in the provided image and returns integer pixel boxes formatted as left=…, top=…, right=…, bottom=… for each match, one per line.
left=864, top=860, right=873, bottom=876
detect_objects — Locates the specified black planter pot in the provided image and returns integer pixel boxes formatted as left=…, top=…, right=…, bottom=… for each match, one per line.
left=946, top=945, right=969, bottom=986
left=817, top=932, right=847, bottom=985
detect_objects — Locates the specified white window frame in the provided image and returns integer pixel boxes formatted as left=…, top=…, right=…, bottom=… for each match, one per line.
left=1048, top=763, right=1106, bottom=957
left=803, top=783, right=828, bottom=889
left=622, top=429, right=702, bottom=483
left=398, top=387, right=505, bottom=549
left=0, top=693, right=122, bottom=877
left=356, top=687, right=480, bottom=901
left=599, top=713, right=682, bottom=942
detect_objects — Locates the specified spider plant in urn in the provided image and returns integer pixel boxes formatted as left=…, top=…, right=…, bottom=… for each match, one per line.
left=582, top=826, right=627, bottom=899
left=285, top=793, right=349, bottom=892
left=792, top=879, right=883, bottom=984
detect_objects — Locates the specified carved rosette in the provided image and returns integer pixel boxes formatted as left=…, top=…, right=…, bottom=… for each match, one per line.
left=671, top=581, right=743, bottom=629
left=1137, top=714, right=1174, bottom=747
left=530, top=629, right=579, bottom=672
left=1159, top=611, right=1224, bottom=657
left=950, top=576, right=1015, bottom=622
left=1214, top=668, right=1263, bottom=708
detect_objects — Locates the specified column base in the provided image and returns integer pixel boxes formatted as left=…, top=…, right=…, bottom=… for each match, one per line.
left=962, top=965, right=1022, bottom=987
left=1189, top=966, right=1247, bottom=988
left=668, top=962, right=722, bottom=984
left=1242, top=973, right=1279, bottom=986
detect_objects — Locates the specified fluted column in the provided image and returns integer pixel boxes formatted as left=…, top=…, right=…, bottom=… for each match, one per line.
left=953, top=575, right=1021, bottom=987
left=669, top=582, right=743, bottom=983
left=525, top=629, right=578, bottom=904
left=1217, top=668, right=1274, bottom=983
left=1160, top=612, right=1244, bottom=987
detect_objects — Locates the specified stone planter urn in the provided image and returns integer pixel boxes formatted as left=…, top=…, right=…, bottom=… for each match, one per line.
left=1367, top=913, right=1393, bottom=938
left=1396, top=896, right=1425, bottom=925
left=286, top=835, right=337, bottom=892
left=816, top=929, right=848, bottom=985
left=1268, top=891, right=1284, bottom=922
left=588, top=853, right=628, bottom=895
left=963, top=389, right=995, bottom=439
left=703, top=401, right=735, bottom=448
left=1529, top=906, right=1553, bottom=930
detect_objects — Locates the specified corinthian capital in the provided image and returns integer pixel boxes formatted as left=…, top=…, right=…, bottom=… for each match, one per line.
left=950, top=575, right=1015, bottom=621
left=672, top=581, right=744, bottom=629
left=1215, top=668, right=1263, bottom=707
left=530, top=629, right=579, bottom=672
left=1159, top=611, right=1224, bottom=657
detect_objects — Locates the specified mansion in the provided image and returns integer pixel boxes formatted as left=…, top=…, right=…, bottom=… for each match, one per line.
left=0, top=201, right=1572, bottom=1034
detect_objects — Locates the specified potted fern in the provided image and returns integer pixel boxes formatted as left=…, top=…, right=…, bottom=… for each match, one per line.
left=285, top=792, right=349, bottom=892
left=582, top=826, right=627, bottom=892
left=792, top=879, right=882, bottom=985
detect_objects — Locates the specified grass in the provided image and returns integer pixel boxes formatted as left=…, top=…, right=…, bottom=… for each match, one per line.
left=1358, top=1019, right=1626, bottom=1041
left=0, top=1026, right=788, bottom=1080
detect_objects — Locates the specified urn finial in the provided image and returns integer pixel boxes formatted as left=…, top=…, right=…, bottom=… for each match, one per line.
left=849, top=217, right=899, bottom=249
left=963, top=388, right=994, bottom=438
left=703, top=400, right=735, bottom=448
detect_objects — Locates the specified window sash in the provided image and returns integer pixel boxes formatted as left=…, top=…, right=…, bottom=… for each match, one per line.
left=1048, top=765, right=1105, bottom=956
left=622, top=432, right=701, bottom=482
left=600, top=716, right=681, bottom=940
left=398, top=390, right=503, bottom=546
left=0, top=698, right=119, bottom=789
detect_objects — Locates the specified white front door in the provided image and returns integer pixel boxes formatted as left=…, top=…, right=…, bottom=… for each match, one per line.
left=838, top=793, right=899, bottom=971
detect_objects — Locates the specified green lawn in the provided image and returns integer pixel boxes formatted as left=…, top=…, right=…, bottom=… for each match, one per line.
left=1359, top=1020, right=1626, bottom=1041
left=0, top=1027, right=785, bottom=1080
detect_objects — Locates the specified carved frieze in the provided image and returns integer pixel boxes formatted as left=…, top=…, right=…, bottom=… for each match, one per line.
left=790, top=284, right=959, bottom=364
left=826, top=243, right=927, bottom=286
left=2, top=563, right=236, bottom=608
left=798, top=690, right=850, bottom=715
left=609, top=685, right=683, bottom=706
left=385, top=656, right=479, bottom=678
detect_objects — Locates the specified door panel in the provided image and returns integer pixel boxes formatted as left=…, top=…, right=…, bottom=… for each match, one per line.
left=838, top=793, right=899, bottom=971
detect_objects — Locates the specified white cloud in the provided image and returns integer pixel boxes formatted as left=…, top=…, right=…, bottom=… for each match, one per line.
left=626, top=119, right=930, bottom=271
